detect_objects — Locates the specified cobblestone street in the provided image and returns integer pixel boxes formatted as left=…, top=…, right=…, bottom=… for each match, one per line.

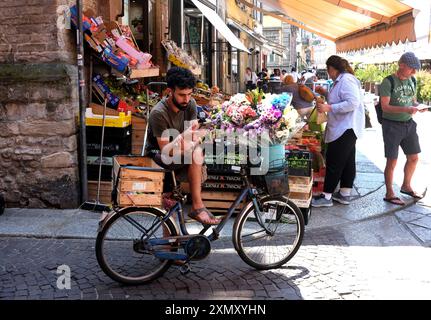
left=0, top=228, right=371, bottom=300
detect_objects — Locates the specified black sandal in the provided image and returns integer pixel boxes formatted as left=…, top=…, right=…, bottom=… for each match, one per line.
left=400, top=189, right=423, bottom=199
left=188, top=207, right=221, bottom=225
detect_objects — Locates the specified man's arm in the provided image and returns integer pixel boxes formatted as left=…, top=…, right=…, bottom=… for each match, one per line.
left=157, top=120, right=202, bottom=156
left=380, top=96, right=418, bottom=114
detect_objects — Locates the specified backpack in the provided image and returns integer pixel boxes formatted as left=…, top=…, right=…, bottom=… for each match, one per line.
left=375, top=75, right=416, bottom=124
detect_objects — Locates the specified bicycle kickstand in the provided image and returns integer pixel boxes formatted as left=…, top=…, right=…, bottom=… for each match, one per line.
left=179, top=263, right=192, bottom=275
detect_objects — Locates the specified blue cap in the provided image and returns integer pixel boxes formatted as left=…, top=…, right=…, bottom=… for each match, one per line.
left=399, top=52, right=421, bottom=70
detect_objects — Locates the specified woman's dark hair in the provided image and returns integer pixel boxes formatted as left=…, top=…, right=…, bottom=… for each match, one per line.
left=246, top=67, right=252, bottom=72
left=166, top=67, right=196, bottom=90
left=326, top=55, right=354, bottom=75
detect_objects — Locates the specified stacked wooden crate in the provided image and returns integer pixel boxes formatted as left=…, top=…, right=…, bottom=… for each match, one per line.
left=87, top=180, right=113, bottom=204
left=288, top=175, right=313, bottom=209
left=113, top=156, right=164, bottom=207
left=181, top=176, right=245, bottom=214
left=131, top=115, right=147, bottom=155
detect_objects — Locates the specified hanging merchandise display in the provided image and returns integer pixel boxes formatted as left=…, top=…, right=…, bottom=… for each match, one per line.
left=161, top=39, right=201, bottom=75
left=70, top=4, right=163, bottom=210
left=69, top=5, right=158, bottom=78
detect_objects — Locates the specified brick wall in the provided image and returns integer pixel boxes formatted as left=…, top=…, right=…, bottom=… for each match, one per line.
left=0, top=0, right=97, bottom=208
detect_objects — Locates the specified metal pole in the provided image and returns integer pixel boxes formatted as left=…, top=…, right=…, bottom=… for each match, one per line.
left=96, top=96, right=108, bottom=203
left=77, top=0, right=88, bottom=203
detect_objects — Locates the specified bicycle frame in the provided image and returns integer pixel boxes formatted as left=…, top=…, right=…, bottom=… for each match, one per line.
left=156, top=179, right=271, bottom=242
left=110, top=165, right=275, bottom=261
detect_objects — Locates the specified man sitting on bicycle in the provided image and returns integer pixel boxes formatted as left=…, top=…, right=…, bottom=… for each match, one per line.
left=146, top=67, right=220, bottom=225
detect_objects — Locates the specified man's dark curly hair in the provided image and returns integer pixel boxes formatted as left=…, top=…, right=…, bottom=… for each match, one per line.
left=166, top=67, right=196, bottom=90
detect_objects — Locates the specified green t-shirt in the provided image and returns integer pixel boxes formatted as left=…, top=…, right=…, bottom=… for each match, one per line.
left=379, top=75, right=416, bottom=122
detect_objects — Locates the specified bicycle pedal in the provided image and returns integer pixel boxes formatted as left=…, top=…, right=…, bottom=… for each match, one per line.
left=179, top=263, right=191, bottom=275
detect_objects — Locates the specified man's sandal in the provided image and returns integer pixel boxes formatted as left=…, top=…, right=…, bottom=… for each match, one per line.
left=383, top=197, right=405, bottom=206
left=188, top=207, right=221, bottom=225
left=400, top=189, right=423, bottom=199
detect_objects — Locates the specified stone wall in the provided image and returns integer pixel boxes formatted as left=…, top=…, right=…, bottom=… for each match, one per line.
left=0, top=0, right=92, bottom=208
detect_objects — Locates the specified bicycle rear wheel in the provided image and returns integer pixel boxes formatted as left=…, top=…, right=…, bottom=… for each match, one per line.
left=96, top=207, right=178, bottom=285
left=233, top=195, right=304, bottom=270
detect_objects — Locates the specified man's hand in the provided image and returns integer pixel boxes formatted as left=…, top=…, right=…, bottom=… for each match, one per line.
left=408, top=106, right=419, bottom=115
left=183, top=120, right=208, bottom=149
left=317, top=102, right=332, bottom=113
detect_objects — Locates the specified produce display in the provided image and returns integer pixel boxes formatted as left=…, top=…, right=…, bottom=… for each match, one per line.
left=193, top=83, right=231, bottom=106
left=92, top=74, right=160, bottom=114
left=161, top=39, right=201, bottom=74
left=70, top=5, right=157, bottom=76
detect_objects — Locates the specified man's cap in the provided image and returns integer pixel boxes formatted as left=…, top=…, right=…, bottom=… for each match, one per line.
left=399, top=52, right=421, bottom=70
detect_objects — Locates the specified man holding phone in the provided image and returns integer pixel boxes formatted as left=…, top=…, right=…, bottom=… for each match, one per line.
left=380, top=52, right=427, bottom=205
left=146, top=67, right=220, bottom=225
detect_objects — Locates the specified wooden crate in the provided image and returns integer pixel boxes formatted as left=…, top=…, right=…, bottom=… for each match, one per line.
left=129, top=67, right=160, bottom=78
left=90, top=102, right=122, bottom=116
left=131, top=115, right=147, bottom=155
left=117, top=192, right=163, bottom=207
left=113, top=156, right=164, bottom=207
left=289, top=190, right=312, bottom=208
left=88, top=180, right=112, bottom=204
left=289, top=176, right=313, bottom=193
left=181, top=182, right=244, bottom=214
left=203, top=190, right=245, bottom=214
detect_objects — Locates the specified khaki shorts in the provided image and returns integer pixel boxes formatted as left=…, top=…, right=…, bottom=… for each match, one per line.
left=152, top=152, right=207, bottom=183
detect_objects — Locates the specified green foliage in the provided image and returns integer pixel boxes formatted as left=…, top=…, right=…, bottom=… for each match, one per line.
left=355, top=63, right=398, bottom=83
left=416, top=70, right=431, bottom=103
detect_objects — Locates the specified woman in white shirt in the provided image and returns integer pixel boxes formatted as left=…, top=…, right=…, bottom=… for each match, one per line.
left=312, top=55, right=365, bottom=207
left=245, top=67, right=258, bottom=91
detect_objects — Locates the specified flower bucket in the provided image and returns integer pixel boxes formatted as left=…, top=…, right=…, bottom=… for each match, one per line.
left=260, top=143, right=286, bottom=170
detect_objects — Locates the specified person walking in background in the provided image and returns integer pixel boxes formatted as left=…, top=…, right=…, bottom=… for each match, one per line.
left=270, top=68, right=281, bottom=80
left=380, top=52, right=427, bottom=205
left=281, top=69, right=287, bottom=81
left=289, top=67, right=299, bottom=83
left=304, top=75, right=318, bottom=88
left=245, top=67, right=258, bottom=91
left=257, top=67, right=269, bottom=92
left=312, top=55, right=365, bottom=207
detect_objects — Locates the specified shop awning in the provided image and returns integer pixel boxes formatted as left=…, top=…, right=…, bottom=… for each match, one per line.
left=191, top=0, right=250, bottom=53
left=238, top=0, right=416, bottom=52
left=226, top=18, right=287, bottom=57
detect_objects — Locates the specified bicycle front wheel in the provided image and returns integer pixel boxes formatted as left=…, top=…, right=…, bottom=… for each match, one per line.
left=96, top=207, right=178, bottom=285
left=233, top=195, right=304, bottom=270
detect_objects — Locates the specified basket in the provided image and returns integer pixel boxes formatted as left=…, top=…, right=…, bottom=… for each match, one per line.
left=263, top=167, right=289, bottom=196
left=252, top=159, right=289, bottom=196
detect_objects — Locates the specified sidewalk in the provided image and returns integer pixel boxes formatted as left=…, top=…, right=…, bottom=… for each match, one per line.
left=1, top=149, right=431, bottom=300
left=0, top=149, right=429, bottom=246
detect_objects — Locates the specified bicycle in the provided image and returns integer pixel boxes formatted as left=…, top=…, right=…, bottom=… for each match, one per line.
left=95, top=160, right=305, bottom=285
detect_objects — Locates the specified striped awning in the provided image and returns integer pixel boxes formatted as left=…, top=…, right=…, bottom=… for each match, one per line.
left=239, top=0, right=416, bottom=52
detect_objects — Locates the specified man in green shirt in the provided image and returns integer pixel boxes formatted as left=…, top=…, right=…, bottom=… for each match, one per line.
left=380, top=52, right=427, bottom=205
left=147, top=67, right=220, bottom=225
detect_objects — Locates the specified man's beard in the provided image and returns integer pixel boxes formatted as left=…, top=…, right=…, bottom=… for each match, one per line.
left=172, top=95, right=188, bottom=111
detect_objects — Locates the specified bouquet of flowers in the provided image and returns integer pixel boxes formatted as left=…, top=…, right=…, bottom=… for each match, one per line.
left=208, top=89, right=302, bottom=145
